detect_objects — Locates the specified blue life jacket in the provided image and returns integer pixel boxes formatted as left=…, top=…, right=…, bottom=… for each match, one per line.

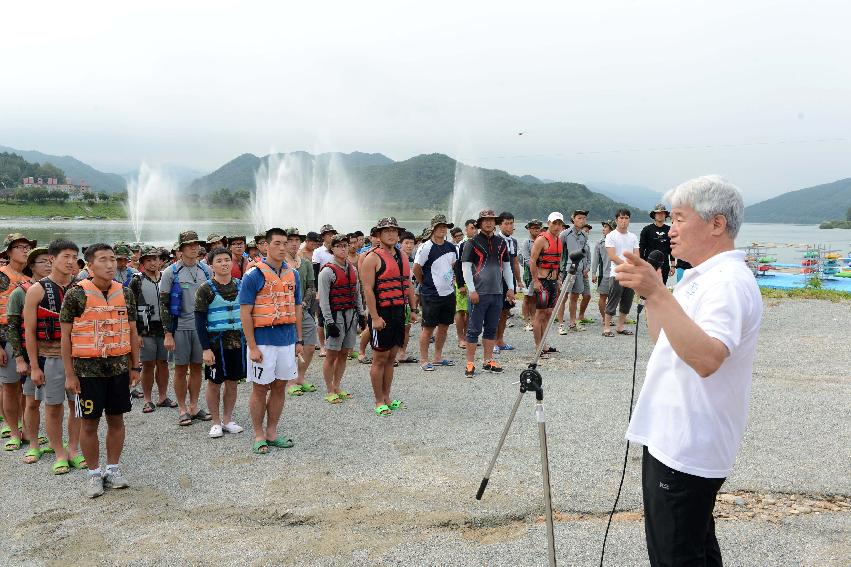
left=169, top=262, right=211, bottom=324
left=206, top=278, right=242, bottom=333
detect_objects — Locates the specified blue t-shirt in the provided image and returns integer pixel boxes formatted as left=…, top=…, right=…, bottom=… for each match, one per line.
left=238, top=260, right=302, bottom=346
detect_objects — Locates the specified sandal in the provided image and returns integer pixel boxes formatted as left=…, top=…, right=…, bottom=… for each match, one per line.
left=393, top=361, right=399, bottom=367
left=374, top=404, right=392, bottom=416
left=5, top=437, right=22, bottom=451
left=602, top=331, right=615, bottom=337
left=397, top=356, right=419, bottom=363
left=546, top=347, right=559, bottom=353
left=142, top=402, right=156, bottom=413
left=178, top=413, right=193, bottom=426
left=192, top=410, right=212, bottom=421
left=421, top=363, right=435, bottom=372
left=388, top=399, right=403, bottom=410
left=433, top=359, right=455, bottom=367
left=288, top=385, right=305, bottom=397
left=52, top=459, right=70, bottom=475
left=266, top=436, right=294, bottom=449
left=23, top=447, right=42, bottom=464
left=69, top=454, right=87, bottom=469
left=539, top=351, right=550, bottom=360
left=0, top=425, right=10, bottom=439
left=616, top=329, right=634, bottom=336
left=252, top=440, right=269, bottom=455
left=301, top=382, right=317, bottom=393
left=498, top=344, right=515, bottom=351
left=338, top=390, right=352, bottom=399
left=157, top=398, right=179, bottom=408
left=579, top=318, right=596, bottom=324
left=324, top=393, right=342, bottom=404
left=358, top=355, right=372, bottom=364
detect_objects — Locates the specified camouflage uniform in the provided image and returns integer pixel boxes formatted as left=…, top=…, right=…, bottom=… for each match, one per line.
left=59, top=284, right=137, bottom=377
left=6, top=286, right=26, bottom=359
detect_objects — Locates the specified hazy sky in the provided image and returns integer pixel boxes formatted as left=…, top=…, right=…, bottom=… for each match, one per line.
left=3, top=0, right=849, bottom=201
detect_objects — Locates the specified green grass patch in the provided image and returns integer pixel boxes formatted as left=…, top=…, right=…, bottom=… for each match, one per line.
left=760, top=287, right=851, bottom=302
left=0, top=201, right=250, bottom=221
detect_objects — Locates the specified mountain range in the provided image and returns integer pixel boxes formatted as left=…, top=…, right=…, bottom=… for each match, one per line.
left=0, top=145, right=126, bottom=192
left=743, top=177, right=851, bottom=224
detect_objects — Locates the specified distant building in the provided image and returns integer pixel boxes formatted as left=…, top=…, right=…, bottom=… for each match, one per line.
left=22, top=176, right=90, bottom=193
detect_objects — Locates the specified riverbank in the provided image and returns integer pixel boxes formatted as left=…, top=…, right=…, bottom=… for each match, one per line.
left=0, top=202, right=249, bottom=221
left=0, top=296, right=847, bottom=566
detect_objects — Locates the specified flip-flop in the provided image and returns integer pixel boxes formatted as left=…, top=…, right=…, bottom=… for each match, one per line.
left=0, top=425, right=12, bottom=439
left=539, top=351, right=551, bottom=360
left=266, top=436, right=294, bottom=448
left=579, top=318, right=596, bottom=324
left=358, top=356, right=372, bottom=364
left=252, top=440, right=269, bottom=454
left=397, top=356, right=419, bottom=363
left=602, top=331, right=615, bottom=337
left=338, top=390, right=352, bottom=399
left=616, top=329, right=634, bottom=336
left=69, top=454, right=88, bottom=469
left=52, top=459, right=70, bottom=475
left=192, top=410, right=212, bottom=421
left=178, top=413, right=193, bottom=426
left=288, top=385, right=305, bottom=397
left=374, top=404, right=392, bottom=416
left=421, top=363, right=435, bottom=371
left=393, top=361, right=399, bottom=367
left=433, top=359, right=455, bottom=367
left=23, top=447, right=42, bottom=464
left=546, top=347, right=559, bottom=353
left=324, top=393, right=342, bottom=404
left=498, top=344, right=515, bottom=351
left=5, top=437, right=22, bottom=451
left=157, top=398, right=179, bottom=408
left=142, top=402, right=156, bottom=413
left=301, top=382, right=317, bottom=393
left=388, top=399, right=403, bottom=410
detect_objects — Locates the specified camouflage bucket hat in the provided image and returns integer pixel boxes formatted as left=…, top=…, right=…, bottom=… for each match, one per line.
left=245, top=240, right=257, bottom=249
left=330, top=233, right=350, bottom=247
left=26, top=247, right=49, bottom=266
left=139, top=245, right=161, bottom=259
left=429, top=214, right=454, bottom=230
left=254, top=233, right=267, bottom=244
left=601, top=219, right=616, bottom=230
left=649, top=203, right=671, bottom=219
left=319, top=224, right=337, bottom=236
left=525, top=219, right=543, bottom=229
left=228, top=234, right=247, bottom=244
left=370, top=217, right=405, bottom=235
left=3, top=233, right=36, bottom=253
left=177, top=230, right=205, bottom=249
left=129, top=242, right=142, bottom=252
left=475, top=209, right=499, bottom=228
left=206, top=233, right=225, bottom=245
left=113, top=244, right=132, bottom=259
left=284, top=227, right=306, bottom=242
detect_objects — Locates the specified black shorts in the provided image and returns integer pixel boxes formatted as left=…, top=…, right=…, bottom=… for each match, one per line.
left=502, top=281, right=515, bottom=311
left=421, top=293, right=456, bottom=327
left=78, top=373, right=131, bottom=420
left=204, top=344, right=246, bottom=384
left=535, top=279, right=558, bottom=310
left=369, top=305, right=406, bottom=352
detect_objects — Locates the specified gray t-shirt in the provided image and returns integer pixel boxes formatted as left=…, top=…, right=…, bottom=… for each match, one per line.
left=317, top=260, right=364, bottom=324
left=160, top=261, right=209, bottom=331
left=559, top=226, right=589, bottom=273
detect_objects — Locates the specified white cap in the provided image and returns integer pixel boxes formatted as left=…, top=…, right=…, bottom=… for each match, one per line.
left=547, top=212, right=565, bottom=224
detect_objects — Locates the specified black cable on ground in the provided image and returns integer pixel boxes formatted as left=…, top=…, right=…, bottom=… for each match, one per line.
left=599, top=304, right=642, bottom=566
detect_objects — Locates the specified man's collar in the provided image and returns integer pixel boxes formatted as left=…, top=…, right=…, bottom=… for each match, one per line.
left=691, top=249, right=745, bottom=275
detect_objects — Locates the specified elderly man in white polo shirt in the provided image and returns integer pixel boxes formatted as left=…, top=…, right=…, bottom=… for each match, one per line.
left=614, top=175, right=762, bottom=567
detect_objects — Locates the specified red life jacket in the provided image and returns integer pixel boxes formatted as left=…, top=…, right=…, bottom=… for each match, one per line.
left=372, top=247, right=410, bottom=308
left=325, top=262, right=357, bottom=312
left=35, top=277, right=65, bottom=342
left=537, top=231, right=562, bottom=272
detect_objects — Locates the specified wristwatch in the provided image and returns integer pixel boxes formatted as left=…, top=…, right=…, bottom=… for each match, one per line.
left=295, top=340, right=304, bottom=346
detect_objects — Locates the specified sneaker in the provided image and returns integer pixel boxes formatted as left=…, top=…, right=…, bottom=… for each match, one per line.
left=483, top=360, right=503, bottom=373
left=85, top=474, right=104, bottom=498
left=523, top=324, right=533, bottom=332
left=209, top=424, right=224, bottom=438
left=464, top=362, right=475, bottom=378
left=103, top=468, right=129, bottom=489
left=558, top=324, right=568, bottom=335
left=222, top=421, right=244, bottom=434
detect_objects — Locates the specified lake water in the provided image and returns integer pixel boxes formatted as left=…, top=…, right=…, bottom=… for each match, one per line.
left=1, top=218, right=849, bottom=264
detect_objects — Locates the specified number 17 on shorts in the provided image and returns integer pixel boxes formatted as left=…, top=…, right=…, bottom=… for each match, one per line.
left=247, top=344, right=297, bottom=385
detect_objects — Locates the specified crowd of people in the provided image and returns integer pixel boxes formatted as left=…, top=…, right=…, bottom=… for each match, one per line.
left=0, top=204, right=684, bottom=499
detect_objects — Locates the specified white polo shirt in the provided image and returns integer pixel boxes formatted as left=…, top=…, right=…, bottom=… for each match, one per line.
left=626, top=250, right=762, bottom=478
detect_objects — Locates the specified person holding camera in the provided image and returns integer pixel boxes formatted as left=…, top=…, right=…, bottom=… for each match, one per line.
left=317, top=234, right=365, bottom=404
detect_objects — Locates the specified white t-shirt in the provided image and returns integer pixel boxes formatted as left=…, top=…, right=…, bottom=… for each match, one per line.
left=604, top=229, right=639, bottom=265
left=626, top=250, right=763, bottom=478
left=311, top=245, right=333, bottom=267
left=413, top=239, right=457, bottom=297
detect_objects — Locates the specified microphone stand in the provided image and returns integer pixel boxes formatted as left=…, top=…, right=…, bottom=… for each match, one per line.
left=475, top=252, right=584, bottom=567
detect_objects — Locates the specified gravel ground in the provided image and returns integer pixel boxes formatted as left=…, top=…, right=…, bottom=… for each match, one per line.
left=1, top=297, right=848, bottom=566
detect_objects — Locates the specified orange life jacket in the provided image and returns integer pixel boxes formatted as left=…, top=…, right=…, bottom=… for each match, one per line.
left=251, top=262, right=297, bottom=327
left=537, top=231, right=563, bottom=272
left=0, top=266, right=28, bottom=325
left=372, top=247, right=410, bottom=308
left=71, top=279, right=132, bottom=358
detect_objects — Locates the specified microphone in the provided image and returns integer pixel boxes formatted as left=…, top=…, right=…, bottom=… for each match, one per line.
left=637, top=250, right=667, bottom=312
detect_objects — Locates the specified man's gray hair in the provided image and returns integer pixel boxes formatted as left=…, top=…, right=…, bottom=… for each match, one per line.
left=664, top=175, right=744, bottom=238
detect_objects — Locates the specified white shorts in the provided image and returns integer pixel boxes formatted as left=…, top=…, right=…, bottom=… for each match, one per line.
left=247, top=344, right=297, bottom=385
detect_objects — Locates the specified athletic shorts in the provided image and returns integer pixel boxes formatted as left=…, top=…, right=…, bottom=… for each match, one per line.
left=421, top=293, right=456, bottom=327
left=34, top=357, right=72, bottom=405
left=22, top=374, right=36, bottom=397
left=597, top=276, right=613, bottom=295
left=78, top=373, right=131, bottom=419
left=535, top=280, right=558, bottom=310
left=455, top=284, right=468, bottom=312
left=466, top=293, right=502, bottom=343
left=205, top=344, right=245, bottom=384
left=0, top=343, right=19, bottom=384
left=325, top=310, right=359, bottom=351
left=502, top=282, right=515, bottom=311
left=247, top=344, right=297, bottom=384
left=369, top=305, right=406, bottom=352
left=565, top=272, right=586, bottom=295
left=605, top=278, right=635, bottom=316
left=141, top=335, right=167, bottom=362
left=301, top=309, right=318, bottom=347
left=173, top=329, right=203, bottom=365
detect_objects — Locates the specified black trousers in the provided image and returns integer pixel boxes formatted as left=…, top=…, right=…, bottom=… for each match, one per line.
left=642, top=446, right=726, bottom=567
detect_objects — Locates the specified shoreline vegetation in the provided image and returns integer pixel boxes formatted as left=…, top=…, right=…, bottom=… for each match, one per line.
left=0, top=202, right=250, bottom=220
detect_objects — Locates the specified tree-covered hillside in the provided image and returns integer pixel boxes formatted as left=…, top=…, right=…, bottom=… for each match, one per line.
left=745, top=178, right=851, bottom=223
